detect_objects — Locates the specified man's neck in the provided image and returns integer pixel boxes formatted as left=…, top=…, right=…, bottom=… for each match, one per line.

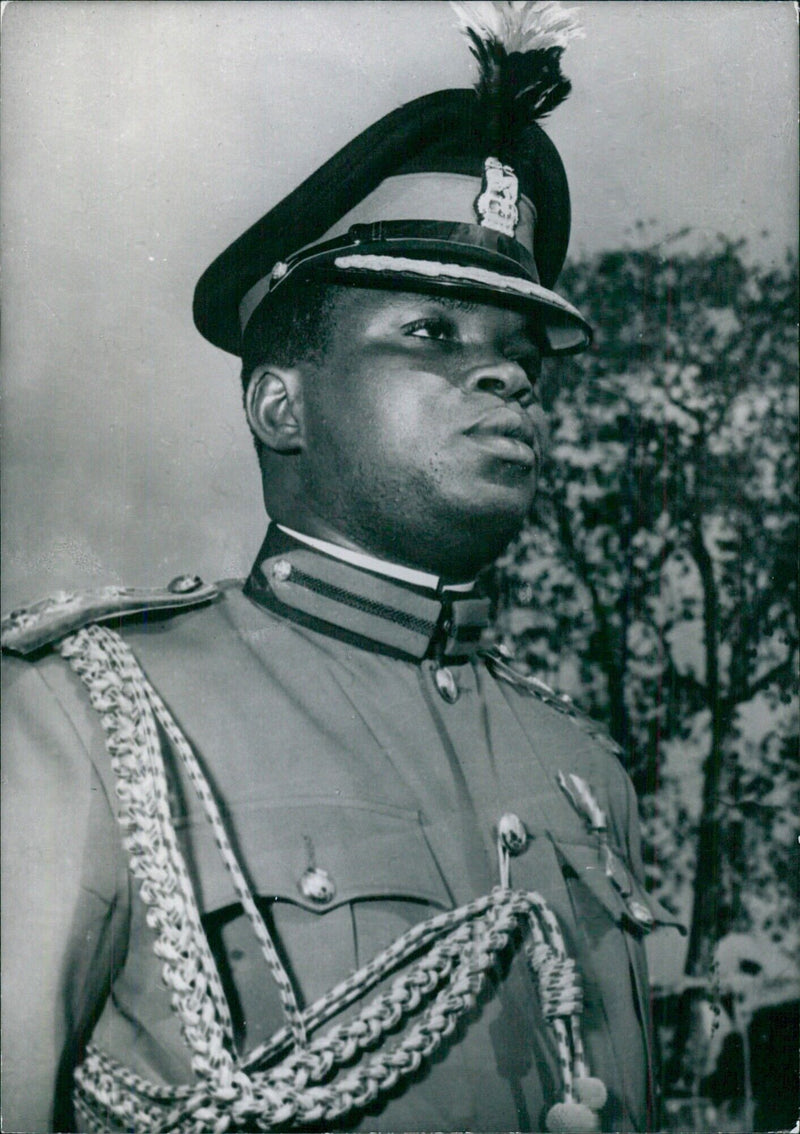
left=275, top=524, right=475, bottom=594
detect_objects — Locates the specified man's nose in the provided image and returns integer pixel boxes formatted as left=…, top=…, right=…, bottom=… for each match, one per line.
left=463, top=355, right=533, bottom=402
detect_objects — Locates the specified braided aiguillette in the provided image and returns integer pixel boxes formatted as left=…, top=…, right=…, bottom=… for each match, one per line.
left=62, top=625, right=606, bottom=1132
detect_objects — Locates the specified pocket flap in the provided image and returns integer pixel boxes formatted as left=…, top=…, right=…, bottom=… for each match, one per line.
left=175, top=798, right=454, bottom=915
left=554, top=837, right=685, bottom=935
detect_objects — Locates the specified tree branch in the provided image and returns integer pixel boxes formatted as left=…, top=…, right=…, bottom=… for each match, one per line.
left=731, top=651, right=798, bottom=706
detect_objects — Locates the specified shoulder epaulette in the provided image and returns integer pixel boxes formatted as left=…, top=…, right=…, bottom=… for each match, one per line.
left=1, top=575, right=220, bottom=657
left=481, top=647, right=623, bottom=757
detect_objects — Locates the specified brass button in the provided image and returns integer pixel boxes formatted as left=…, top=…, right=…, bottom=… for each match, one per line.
left=298, top=867, right=336, bottom=904
left=627, top=899, right=655, bottom=929
left=498, top=813, right=527, bottom=855
left=271, top=558, right=292, bottom=582
left=168, top=574, right=203, bottom=594
left=434, top=666, right=459, bottom=703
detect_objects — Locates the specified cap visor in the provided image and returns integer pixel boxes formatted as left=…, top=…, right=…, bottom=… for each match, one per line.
left=334, top=252, right=591, bottom=354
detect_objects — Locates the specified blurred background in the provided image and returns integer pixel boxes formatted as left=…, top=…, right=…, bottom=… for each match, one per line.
left=2, top=3, right=797, bottom=1129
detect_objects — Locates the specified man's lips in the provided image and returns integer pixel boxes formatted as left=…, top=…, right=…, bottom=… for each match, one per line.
left=464, top=409, right=540, bottom=466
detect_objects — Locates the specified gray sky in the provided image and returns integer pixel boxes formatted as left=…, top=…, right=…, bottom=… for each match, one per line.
left=1, top=1, right=797, bottom=608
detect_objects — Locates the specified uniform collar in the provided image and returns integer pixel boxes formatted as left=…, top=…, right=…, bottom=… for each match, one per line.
left=275, top=525, right=475, bottom=594
left=244, top=526, right=490, bottom=662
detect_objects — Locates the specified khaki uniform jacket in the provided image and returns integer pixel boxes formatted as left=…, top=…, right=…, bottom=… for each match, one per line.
left=2, top=536, right=674, bottom=1132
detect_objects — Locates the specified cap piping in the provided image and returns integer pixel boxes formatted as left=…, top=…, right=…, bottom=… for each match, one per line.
left=333, top=252, right=586, bottom=322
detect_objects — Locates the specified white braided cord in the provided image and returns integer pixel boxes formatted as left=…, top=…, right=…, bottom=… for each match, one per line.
left=75, top=894, right=571, bottom=1133
left=60, top=626, right=235, bottom=1080
left=129, top=639, right=308, bottom=1049
left=61, top=624, right=595, bottom=1132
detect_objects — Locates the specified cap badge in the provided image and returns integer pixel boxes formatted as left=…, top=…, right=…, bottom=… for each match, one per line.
left=475, top=156, right=519, bottom=238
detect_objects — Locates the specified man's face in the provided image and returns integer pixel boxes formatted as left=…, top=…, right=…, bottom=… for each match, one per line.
left=292, top=287, right=549, bottom=578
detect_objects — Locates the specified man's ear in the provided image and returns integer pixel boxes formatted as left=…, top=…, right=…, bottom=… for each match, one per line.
left=245, top=365, right=305, bottom=453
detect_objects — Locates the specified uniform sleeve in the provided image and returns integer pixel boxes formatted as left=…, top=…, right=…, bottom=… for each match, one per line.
left=1, top=658, right=125, bottom=1133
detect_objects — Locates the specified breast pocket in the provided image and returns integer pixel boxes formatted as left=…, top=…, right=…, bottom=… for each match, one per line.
left=176, top=795, right=454, bottom=916
left=553, top=837, right=682, bottom=939
left=176, top=797, right=455, bottom=1051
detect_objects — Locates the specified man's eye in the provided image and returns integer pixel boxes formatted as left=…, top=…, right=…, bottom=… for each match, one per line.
left=405, top=317, right=455, bottom=342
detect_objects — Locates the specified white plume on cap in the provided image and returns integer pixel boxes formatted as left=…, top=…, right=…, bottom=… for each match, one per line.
left=451, top=1, right=583, bottom=55
left=450, top=0, right=583, bottom=151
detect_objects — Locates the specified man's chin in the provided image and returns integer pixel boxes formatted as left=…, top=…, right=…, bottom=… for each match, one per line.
left=423, top=495, right=533, bottom=574
left=456, top=476, right=538, bottom=526
left=470, top=506, right=530, bottom=550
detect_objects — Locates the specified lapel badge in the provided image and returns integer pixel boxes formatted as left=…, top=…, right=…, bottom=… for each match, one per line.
left=475, top=156, right=520, bottom=238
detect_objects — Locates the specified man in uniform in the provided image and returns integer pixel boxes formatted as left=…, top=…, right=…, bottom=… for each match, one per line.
left=2, top=4, right=678, bottom=1131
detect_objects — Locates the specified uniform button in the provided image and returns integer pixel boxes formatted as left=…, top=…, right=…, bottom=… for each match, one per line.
left=627, top=899, right=655, bottom=929
left=498, top=812, right=527, bottom=855
left=434, top=666, right=459, bottom=703
left=168, top=574, right=203, bottom=594
left=271, top=558, right=292, bottom=582
left=298, top=867, right=336, bottom=904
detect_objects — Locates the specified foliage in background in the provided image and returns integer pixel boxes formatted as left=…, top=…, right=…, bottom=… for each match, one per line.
left=486, top=238, right=798, bottom=1123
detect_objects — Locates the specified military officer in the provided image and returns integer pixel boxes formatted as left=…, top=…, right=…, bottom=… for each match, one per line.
left=2, top=4, right=679, bottom=1132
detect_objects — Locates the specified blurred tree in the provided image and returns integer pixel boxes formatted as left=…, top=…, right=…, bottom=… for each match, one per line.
left=487, top=239, right=798, bottom=1115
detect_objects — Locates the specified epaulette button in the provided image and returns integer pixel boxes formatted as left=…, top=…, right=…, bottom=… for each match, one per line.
left=168, top=575, right=204, bottom=594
